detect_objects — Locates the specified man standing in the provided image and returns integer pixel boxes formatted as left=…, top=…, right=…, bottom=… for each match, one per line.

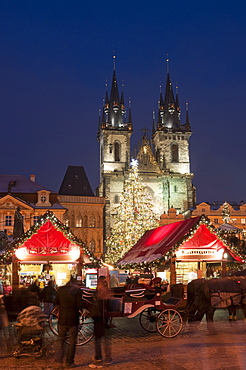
left=110, top=274, right=119, bottom=288
left=54, top=277, right=82, bottom=368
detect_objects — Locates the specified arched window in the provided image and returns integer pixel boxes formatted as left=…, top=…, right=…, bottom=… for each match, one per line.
left=63, top=212, right=70, bottom=227
left=71, top=213, right=75, bottom=228
left=114, top=142, right=120, bottom=161
left=76, top=214, right=82, bottom=227
left=89, top=239, right=96, bottom=253
left=97, top=216, right=101, bottom=227
left=89, top=216, right=96, bottom=227
left=84, top=215, right=88, bottom=228
left=114, top=195, right=120, bottom=204
left=171, top=143, right=179, bottom=162
left=100, top=146, right=103, bottom=164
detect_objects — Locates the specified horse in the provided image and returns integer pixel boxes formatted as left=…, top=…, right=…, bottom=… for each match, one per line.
left=186, top=277, right=246, bottom=333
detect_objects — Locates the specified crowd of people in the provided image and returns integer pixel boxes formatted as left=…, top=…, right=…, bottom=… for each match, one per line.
left=0, top=273, right=171, bottom=368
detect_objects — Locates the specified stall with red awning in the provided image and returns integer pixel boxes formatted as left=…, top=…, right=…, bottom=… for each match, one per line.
left=12, top=211, right=99, bottom=288
left=117, top=216, right=244, bottom=267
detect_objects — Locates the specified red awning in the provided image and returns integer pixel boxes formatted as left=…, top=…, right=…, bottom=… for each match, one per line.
left=117, top=217, right=243, bottom=265
left=22, top=220, right=75, bottom=255
left=117, top=217, right=200, bottom=265
left=15, top=220, right=83, bottom=262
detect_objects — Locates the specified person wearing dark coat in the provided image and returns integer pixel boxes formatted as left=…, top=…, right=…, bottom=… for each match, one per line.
left=41, top=280, right=57, bottom=316
left=54, top=277, right=83, bottom=368
left=27, top=279, right=41, bottom=306
left=89, top=276, right=112, bottom=368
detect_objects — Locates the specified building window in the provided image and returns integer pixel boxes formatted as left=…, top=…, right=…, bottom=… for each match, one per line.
left=114, top=142, right=120, bottom=161
left=241, top=219, right=246, bottom=224
left=89, top=239, right=96, bottom=253
left=101, top=147, right=103, bottom=164
left=70, top=214, right=75, bottom=228
left=89, top=216, right=96, bottom=227
left=84, top=215, right=88, bottom=228
left=76, top=218, right=82, bottom=227
left=174, top=185, right=178, bottom=193
left=171, top=143, right=179, bottom=162
left=214, top=218, right=219, bottom=224
left=41, top=196, right=46, bottom=202
left=5, top=215, right=12, bottom=226
left=202, top=208, right=206, bottom=212
left=33, top=216, right=39, bottom=225
left=114, top=195, right=119, bottom=203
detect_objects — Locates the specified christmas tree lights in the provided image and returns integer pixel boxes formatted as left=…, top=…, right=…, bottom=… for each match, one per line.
left=105, top=159, right=159, bottom=265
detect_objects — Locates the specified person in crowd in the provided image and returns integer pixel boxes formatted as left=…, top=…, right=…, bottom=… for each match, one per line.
left=54, top=277, right=83, bottom=368
left=110, top=274, right=119, bottom=288
left=3, top=280, right=12, bottom=296
left=0, top=292, right=9, bottom=331
left=89, top=276, right=112, bottom=368
left=41, top=280, right=57, bottom=317
left=125, top=274, right=132, bottom=284
left=132, top=275, right=140, bottom=284
left=27, top=279, right=41, bottom=306
left=187, top=268, right=198, bottom=283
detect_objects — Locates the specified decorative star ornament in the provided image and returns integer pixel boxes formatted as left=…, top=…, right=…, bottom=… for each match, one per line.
left=130, top=159, right=138, bottom=169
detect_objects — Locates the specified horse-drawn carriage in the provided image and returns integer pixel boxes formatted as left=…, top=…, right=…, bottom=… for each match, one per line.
left=49, top=285, right=184, bottom=345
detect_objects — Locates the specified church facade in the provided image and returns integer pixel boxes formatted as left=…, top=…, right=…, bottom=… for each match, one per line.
left=97, top=62, right=196, bottom=238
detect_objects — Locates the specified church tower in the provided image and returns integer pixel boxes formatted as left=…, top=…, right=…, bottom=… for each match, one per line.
left=97, top=57, right=133, bottom=238
left=152, top=59, right=195, bottom=212
left=98, top=58, right=196, bottom=244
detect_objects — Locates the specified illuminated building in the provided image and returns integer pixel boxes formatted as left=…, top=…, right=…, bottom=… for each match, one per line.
left=97, top=59, right=196, bottom=238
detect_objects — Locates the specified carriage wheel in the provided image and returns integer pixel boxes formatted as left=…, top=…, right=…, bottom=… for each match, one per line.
left=49, top=305, right=59, bottom=336
left=76, top=309, right=94, bottom=346
left=156, top=309, right=183, bottom=338
left=49, top=307, right=94, bottom=346
left=139, top=307, right=159, bottom=332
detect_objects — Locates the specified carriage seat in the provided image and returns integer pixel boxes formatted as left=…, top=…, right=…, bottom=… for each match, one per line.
left=162, top=297, right=183, bottom=308
left=124, top=288, right=149, bottom=302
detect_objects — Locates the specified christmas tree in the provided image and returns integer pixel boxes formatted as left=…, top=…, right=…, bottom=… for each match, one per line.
left=222, top=202, right=231, bottom=224
left=105, top=159, right=159, bottom=265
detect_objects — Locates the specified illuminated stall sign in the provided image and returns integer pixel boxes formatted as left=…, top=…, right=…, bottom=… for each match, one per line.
left=176, top=248, right=223, bottom=261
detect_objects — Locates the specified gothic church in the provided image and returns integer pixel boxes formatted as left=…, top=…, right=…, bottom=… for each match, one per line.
left=97, top=61, right=196, bottom=237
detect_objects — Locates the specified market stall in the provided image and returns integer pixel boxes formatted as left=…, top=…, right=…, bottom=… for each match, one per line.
left=11, top=211, right=99, bottom=289
left=117, top=216, right=244, bottom=284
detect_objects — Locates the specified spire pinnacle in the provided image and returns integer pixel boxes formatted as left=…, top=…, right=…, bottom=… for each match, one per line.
left=112, top=52, right=116, bottom=71
left=127, top=98, right=132, bottom=124
left=166, top=54, right=169, bottom=74
left=185, top=101, right=190, bottom=128
left=152, top=110, right=156, bottom=133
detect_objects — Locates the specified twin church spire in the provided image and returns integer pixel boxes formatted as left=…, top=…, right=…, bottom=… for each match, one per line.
left=99, top=57, right=190, bottom=135
left=156, top=59, right=191, bottom=132
left=99, top=57, right=132, bottom=132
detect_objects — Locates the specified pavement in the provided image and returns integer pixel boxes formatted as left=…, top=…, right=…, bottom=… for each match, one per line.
left=1, top=310, right=246, bottom=370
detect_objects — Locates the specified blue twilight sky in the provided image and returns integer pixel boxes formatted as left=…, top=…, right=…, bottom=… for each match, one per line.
left=1, top=0, right=246, bottom=204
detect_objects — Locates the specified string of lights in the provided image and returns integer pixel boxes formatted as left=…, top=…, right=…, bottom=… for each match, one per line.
left=0, top=210, right=102, bottom=267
